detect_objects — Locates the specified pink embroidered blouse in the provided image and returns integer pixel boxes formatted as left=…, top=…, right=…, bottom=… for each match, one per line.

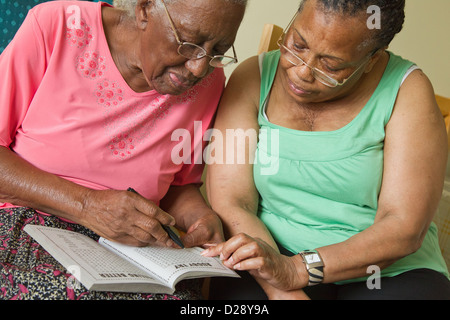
left=0, top=1, right=225, bottom=208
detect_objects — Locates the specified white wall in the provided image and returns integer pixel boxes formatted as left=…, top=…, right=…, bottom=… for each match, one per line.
left=226, top=0, right=299, bottom=79
left=388, top=0, right=450, bottom=97
left=227, top=0, right=450, bottom=97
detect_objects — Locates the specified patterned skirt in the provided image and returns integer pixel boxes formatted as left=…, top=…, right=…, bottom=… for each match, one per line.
left=0, top=207, right=202, bottom=300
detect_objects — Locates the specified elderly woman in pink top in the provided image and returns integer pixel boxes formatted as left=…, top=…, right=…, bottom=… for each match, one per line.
left=0, top=0, right=246, bottom=300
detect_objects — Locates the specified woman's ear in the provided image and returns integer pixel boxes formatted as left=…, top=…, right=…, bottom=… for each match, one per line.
left=135, top=0, right=153, bottom=30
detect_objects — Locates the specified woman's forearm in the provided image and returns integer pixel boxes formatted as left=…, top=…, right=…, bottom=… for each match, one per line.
left=0, top=146, right=90, bottom=222
left=159, top=184, right=212, bottom=230
left=299, top=212, right=428, bottom=286
left=159, top=184, right=226, bottom=247
left=219, top=206, right=279, bottom=250
left=0, top=146, right=179, bottom=247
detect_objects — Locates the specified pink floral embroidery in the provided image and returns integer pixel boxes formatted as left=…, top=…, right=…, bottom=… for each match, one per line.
left=100, top=71, right=219, bottom=160
left=66, top=19, right=94, bottom=49
left=95, top=80, right=123, bottom=107
left=77, top=51, right=106, bottom=79
left=109, top=133, right=135, bottom=159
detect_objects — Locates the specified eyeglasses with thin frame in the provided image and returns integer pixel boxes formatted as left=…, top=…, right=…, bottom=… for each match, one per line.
left=160, top=0, right=238, bottom=68
left=277, top=12, right=372, bottom=88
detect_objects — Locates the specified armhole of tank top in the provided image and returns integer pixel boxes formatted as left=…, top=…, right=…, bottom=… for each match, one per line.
left=401, top=65, right=421, bottom=85
left=384, top=64, right=421, bottom=125
left=258, top=52, right=270, bottom=120
left=258, top=52, right=266, bottom=77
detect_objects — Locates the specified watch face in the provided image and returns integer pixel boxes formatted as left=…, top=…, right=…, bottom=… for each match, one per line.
left=305, top=254, right=320, bottom=264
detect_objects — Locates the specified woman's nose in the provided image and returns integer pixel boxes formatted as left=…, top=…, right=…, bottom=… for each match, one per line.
left=185, top=57, right=212, bottom=79
left=292, top=63, right=315, bottom=83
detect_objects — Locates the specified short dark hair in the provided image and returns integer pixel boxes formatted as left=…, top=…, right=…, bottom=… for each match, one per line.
left=299, top=0, right=405, bottom=49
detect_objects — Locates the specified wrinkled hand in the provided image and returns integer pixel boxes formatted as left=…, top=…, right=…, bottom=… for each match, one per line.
left=80, top=189, right=178, bottom=247
left=202, top=233, right=302, bottom=291
left=181, top=212, right=225, bottom=248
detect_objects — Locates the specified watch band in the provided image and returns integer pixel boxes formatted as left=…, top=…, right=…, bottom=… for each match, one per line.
left=299, top=250, right=324, bottom=286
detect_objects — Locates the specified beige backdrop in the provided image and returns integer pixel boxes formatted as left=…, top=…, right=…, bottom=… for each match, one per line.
left=226, top=0, right=450, bottom=98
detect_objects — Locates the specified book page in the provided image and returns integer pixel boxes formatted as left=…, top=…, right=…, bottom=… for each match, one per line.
left=24, top=225, right=161, bottom=286
left=99, top=238, right=238, bottom=286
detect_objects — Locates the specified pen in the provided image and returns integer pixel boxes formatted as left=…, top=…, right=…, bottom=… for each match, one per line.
left=127, top=187, right=185, bottom=249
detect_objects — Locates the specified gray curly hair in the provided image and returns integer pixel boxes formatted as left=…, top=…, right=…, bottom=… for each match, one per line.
left=113, top=0, right=248, bottom=17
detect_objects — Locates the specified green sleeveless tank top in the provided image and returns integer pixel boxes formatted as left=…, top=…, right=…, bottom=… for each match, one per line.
left=254, top=50, right=449, bottom=282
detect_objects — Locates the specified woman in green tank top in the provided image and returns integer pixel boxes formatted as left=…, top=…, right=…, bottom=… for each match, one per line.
left=203, top=0, right=450, bottom=299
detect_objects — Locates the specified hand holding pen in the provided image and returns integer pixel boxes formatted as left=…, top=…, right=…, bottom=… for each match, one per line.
left=127, top=188, right=184, bottom=248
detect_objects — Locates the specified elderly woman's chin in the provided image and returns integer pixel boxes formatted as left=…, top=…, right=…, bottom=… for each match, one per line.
left=151, top=73, right=199, bottom=96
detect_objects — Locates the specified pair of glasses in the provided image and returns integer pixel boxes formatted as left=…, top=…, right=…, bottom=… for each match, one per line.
left=160, top=0, right=238, bottom=68
left=277, top=12, right=372, bottom=88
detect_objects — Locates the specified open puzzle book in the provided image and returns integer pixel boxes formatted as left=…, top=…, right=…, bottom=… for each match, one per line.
left=24, top=225, right=239, bottom=294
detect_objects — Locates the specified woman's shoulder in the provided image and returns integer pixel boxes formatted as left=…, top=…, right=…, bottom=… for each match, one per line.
left=230, top=51, right=280, bottom=79
left=28, top=1, right=99, bottom=29
left=225, top=55, right=261, bottom=103
left=30, top=1, right=96, bottom=15
left=230, top=55, right=261, bottom=82
left=389, top=62, right=445, bottom=141
left=215, top=55, right=262, bottom=119
left=398, top=71, right=442, bottom=131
